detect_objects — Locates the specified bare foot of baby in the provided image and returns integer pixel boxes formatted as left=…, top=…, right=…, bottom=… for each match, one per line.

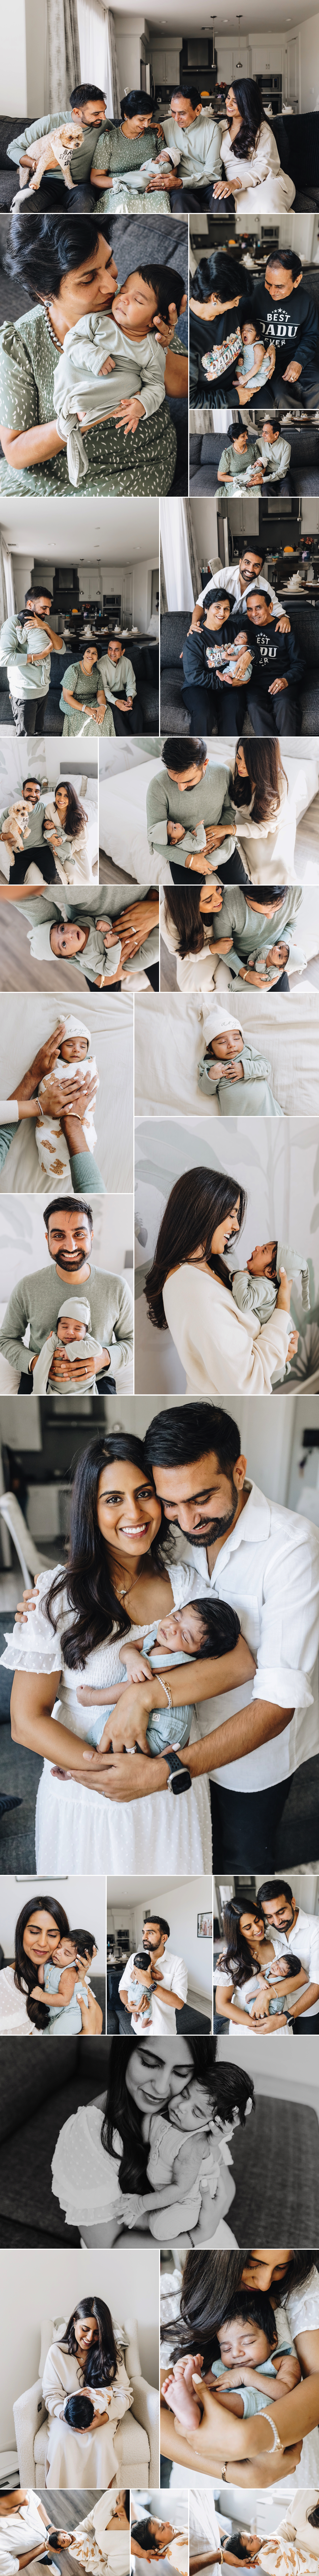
left=162, top=2355, right=203, bottom=2432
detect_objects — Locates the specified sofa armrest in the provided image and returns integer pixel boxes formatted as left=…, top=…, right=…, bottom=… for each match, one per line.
left=13, top=2378, right=47, bottom=2488
left=130, top=2373, right=159, bottom=2485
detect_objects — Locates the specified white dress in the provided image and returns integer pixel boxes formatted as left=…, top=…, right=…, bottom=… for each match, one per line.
left=162, top=1263, right=292, bottom=1395
left=219, top=121, right=295, bottom=211
left=0, top=2493, right=50, bottom=2574
left=52, top=2103, right=239, bottom=2247
left=234, top=782, right=299, bottom=885
left=70, top=2503, right=130, bottom=2575
left=0, top=1961, right=35, bottom=2034
left=42, top=2337, right=132, bottom=2488
left=1, top=1569, right=211, bottom=1875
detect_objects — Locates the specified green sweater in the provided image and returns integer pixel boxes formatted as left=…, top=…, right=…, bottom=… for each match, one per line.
left=147, top=761, right=236, bottom=860
left=0, top=1260, right=133, bottom=1380
left=212, top=885, right=302, bottom=973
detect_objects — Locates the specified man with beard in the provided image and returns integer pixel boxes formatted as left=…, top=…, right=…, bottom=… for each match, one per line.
left=143, top=1401, right=319, bottom=1870
left=118, top=1912, right=188, bottom=2031
left=250, top=250, right=319, bottom=412
left=0, top=1199, right=133, bottom=1392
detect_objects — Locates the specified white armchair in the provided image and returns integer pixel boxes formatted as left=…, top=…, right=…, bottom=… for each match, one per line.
left=13, top=2315, right=159, bottom=2491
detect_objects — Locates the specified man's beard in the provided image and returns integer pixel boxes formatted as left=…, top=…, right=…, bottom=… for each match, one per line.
left=183, top=1478, right=240, bottom=1549
left=53, top=1248, right=88, bottom=1271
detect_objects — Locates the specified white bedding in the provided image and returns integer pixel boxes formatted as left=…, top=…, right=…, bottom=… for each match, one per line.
left=98, top=749, right=319, bottom=887
left=134, top=989, right=319, bottom=1119
left=0, top=991, right=133, bottom=1193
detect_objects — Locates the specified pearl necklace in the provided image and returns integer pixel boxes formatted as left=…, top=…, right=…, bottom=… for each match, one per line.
left=44, top=305, right=64, bottom=352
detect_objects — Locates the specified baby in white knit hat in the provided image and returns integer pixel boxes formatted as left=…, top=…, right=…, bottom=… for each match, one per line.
left=32, top=1298, right=104, bottom=1395
left=35, top=1013, right=98, bottom=1180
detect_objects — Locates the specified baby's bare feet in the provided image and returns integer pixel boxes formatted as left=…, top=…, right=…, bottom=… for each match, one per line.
left=162, top=2357, right=202, bottom=2433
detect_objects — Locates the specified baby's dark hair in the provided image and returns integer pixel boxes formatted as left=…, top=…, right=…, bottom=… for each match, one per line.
left=135, top=263, right=185, bottom=322
left=70, top=1927, right=96, bottom=1958
left=275, top=1950, right=302, bottom=1978
left=218, top=2290, right=278, bottom=2348
left=188, top=1594, right=240, bottom=1662
left=308, top=2509, right=319, bottom=2530
left=131, top=2527, right=160, bottom=2556
left=223, top=2542, right=254, bottom=2563
left=64, top=2393, right=95, bottom=2427
left=266, top=1241, right=278, bottom=1280
left=134, top=1948, right=152, bottom=1970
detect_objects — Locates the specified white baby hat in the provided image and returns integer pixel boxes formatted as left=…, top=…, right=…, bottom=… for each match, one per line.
left=56, top=1012, right=91, bottom=1046
left=202, top=1001, right=244, bottom=1045
left=57, top=1297, right=91, bottom=1324
left=276, top=1244, right=310, bottom=1309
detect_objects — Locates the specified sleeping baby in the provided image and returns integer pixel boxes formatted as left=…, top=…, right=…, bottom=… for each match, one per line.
left=232, top=1237, right=310, bottom=1379
left=161, top=2290, right=300, bottom=2437
left=31, top=1297, right=103, bottom=1395
left=244, top=1953, right=311, bottom=2023
left=53, top=274, right=169, bottom=485
left=233, top=322, right=275, bottom=396
left=35, top=1011, right=98, bottom=1179
left=75, top=1594, right=255, bottom=1760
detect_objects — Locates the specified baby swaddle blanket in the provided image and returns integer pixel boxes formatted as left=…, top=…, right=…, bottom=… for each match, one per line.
left=32, top=1298, right=103, bottom=1394
left=36, top=1011, right=98, bottom=1177
left=53, top=311, right=166, bottom=484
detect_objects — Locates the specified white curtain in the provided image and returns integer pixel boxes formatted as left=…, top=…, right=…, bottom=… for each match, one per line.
left=47, top=0, right=81, bottom=108
left=77, top=0, right=120, bottom=114
left=2, top=549, right=16, bottom=617
left=160, top=499, right=201, bottom=613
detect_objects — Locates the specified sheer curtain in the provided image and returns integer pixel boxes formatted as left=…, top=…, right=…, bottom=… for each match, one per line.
left=47, top=0, right=81, bottom=108
left=160, top=499, right=201, bottom=613
left=2, top=548, right=16, bottom=618
left=77, top=0, right=121, bottom=113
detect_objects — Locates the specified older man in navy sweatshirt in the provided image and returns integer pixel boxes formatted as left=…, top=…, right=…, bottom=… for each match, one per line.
left=250, top=249, right=319, bottom=411
left=236, top=589, right=305, bottom=735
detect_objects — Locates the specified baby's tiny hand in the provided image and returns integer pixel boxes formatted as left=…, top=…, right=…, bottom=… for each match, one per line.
left=99, top=355, right=116, bottom=375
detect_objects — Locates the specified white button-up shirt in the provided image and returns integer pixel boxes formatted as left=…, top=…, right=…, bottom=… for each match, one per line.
left=272, top=1905, right=319, bottom=2018
left=198, top=565, right=283, bottom=615
left=119, top=1946, right=188, bottom=2030
left=171, top=1480, right=319, bottom=1792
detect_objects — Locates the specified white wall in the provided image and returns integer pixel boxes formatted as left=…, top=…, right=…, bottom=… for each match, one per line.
left=102, top=1392, right=303, bottom=1512
left=132, top=561, right=156, bottom=630
left=112, top=14, right=148, bottom=99
left=0, top=2246, right=160, bottom=2448
left=0, top=1877, right=106, bottom=1970
left=219, top=2031, right=319, bottom=2107
left=294, top=11, right=319, bottom=108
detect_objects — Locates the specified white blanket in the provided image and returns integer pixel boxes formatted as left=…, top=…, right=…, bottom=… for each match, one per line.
left=0, top=992, right=133, bottom=1194
left=134, top=990, right=319, bottom=1119
left=99, top=755, right=173, bottom=886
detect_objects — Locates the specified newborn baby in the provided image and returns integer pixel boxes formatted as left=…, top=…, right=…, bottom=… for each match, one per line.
left=63, top=2389, right=110, bottom=2436
left=79, top=1594, right=243, bottom=1761
left=31, top=1929, right=95, bottom=2035
left=245, top=1953, right=310, bottom=2023
left=32, top=1297, right=103, bottom=1394
left=234, top=322, right=274, bottom=394
left=162, top=2291, right=300, bottom=2437
left=126, top=1947, right=153, bottom=2024
left=246, top=940, right=290, bottom=981
left=53, top=282, right=167, bottom=484
left=205, top=625, right=253, bottom=684
left=16, top=619, right=51, bottom=685
left=146, top=2078, right=235, bottom=2238
left=232, top=1236, right=310, bottom=1378
left=197, top=1020, right=282, bottom=1115
left=113, top=140, right=181, bottom=191
left=35, top=1011, right=98, bottom=1179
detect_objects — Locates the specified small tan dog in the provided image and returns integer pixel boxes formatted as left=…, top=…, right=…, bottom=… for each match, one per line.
left=17, top=123, right=84, bottom=197
left=3, top=800, right=31, bottom=851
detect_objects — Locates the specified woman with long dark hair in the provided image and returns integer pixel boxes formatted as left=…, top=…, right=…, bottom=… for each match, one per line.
left=51, top=2034, right=255, bottom=2248
left=50, top=781, right=91, bottom=878
left=145, top=1165, right=293, bottom=1393
left=0, top=211, right=185, bottom=496
left=213, top=81, right=295, bottom=213
left=189, top=250, right=252, bottom=410
left=214, top=1896, right=287, bottom=2030
left=41, top=2293, right=132, bottom=2486
left=230, top=740, right=297, bottom=886
left=5, top=1428, right=254, bottom=1869
left=0, top=1891, right=102, bottom=2035
left=160, top=2249, right=319, bottom=2491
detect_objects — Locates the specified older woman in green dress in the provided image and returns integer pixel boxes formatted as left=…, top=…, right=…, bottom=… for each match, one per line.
left=90, top=88, right=175, bottom=213
left=60, top=646, right=115, bottom=739
left=0, top=210, right=187, bottom=497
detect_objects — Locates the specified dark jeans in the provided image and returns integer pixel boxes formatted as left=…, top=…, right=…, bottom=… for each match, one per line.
left=182, top=681, right=248, bottom=737
left=18, top=1366, right=117, bottom=1393
left=247, top=683, right=302, bottom=737
left=9, top=847, right=58, bottom=886
left=252, top=362, right=319, bottom=415
left=211, top=1753, right=319, bottom=1867
left=20, top=175, right=94, bottom=208
left=169, top=844, right=248, bottom=886
left=110, top=695, right=142, bottom=735
left=9, top=695, right=46, bottom=735
left=291, top=2008, right=319, bottom=2033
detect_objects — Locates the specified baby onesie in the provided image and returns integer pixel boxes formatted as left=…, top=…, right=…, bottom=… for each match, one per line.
left=53, top=312, right=166, bottom=483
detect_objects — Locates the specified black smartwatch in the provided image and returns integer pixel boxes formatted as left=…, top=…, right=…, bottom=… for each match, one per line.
left=163, top=1748, right=192, bottom=1795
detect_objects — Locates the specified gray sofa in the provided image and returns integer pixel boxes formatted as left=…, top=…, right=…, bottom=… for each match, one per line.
left=160, top=601, right=319, bottom=735
left=189, top=426, right=319, bottom=498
